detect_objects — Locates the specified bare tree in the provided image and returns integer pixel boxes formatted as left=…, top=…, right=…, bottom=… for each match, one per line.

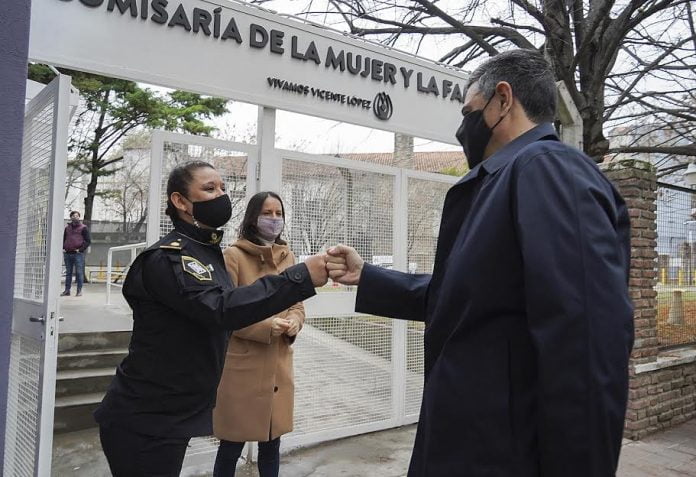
left=407, top=179, right=447, bottom=266
left=102, top=148, right=149, bottom=239
left=258, top=0, right=695, bottom=162
left=284, top=166, right=346, bottom=255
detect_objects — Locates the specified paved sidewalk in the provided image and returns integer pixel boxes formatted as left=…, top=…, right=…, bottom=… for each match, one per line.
left=618, top=419, right=696, bottom=476
left=58, top=282, right=132, bottom=333
left=53, top=418, right=696, bottom=476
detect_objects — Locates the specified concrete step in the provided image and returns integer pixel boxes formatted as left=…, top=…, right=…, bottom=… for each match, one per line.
left=55, top=368, right=115, bottom=399
left=57, top=348, right=127, bottom=371
left=58, top=331, right=131, bottom=353
left=54, top=392, right=105, bottom=434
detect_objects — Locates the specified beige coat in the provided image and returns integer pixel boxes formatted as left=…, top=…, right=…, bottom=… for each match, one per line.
left=212, top=239, right=305, bottom=442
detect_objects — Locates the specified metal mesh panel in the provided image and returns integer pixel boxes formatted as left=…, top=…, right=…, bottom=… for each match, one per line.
left=656, top=183, right=696, bottom=347
left=4, top=86, right=57, bottom=476
left=282, top=158, right=396, bottom=437
left=405, top=177, right=450, bottom=416
left=3, top=335, right=42, bottom=477
left=14, top=93, right=54, bottom=302
left=158, top=142, right=249, bottom=247
left=291, top=316, right=394, bottom=434
left=281, top=158, right=394, bottom=277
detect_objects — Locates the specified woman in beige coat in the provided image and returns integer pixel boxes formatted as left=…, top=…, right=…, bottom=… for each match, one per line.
left=213, top=191, right=304, bottom=477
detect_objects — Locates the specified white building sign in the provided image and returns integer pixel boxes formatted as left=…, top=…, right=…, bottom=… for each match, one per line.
left=29, top=0, right=468, bottom=144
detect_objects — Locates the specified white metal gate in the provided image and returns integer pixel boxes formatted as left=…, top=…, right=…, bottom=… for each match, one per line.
left=277, top=152, right=457, bottom=448
left=4, top=75, right=71, bottom=477
left=147, top=131, right=259, bottom=247
left=147, top=133, right=457, bottom=463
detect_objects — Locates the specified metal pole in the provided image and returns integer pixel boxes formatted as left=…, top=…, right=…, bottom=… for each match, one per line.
left=0, top=0, right=31, bottom=469
left=391, top=169, right=408, bottom=424
left=106, top=249, right=113, bottom=306
left=257, top=107, right=280, bottom=191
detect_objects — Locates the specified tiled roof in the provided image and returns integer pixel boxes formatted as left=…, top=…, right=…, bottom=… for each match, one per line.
left=339, top=151, right=467, bottom=174
left=205, top=150, right=467, bottom=175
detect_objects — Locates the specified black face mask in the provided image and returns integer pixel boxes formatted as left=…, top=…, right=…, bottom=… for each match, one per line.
left=455, top=94, right=504, bottom=170
left=187, top=194, right=232, bottom=229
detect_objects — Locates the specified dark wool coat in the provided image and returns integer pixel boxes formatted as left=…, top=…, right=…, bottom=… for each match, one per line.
left=356, top=123, right=634, bottom=477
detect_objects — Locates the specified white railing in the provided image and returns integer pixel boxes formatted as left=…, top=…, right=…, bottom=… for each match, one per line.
left=106, top=242, right=146, bottom=305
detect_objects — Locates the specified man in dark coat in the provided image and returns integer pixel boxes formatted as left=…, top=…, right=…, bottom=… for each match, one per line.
left=327, top=50, right=634, bottom=476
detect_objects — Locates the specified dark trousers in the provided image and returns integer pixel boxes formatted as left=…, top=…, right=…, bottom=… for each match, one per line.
left=63, top=251, right=84, bottom=292
left=213, top=438, right=280, bottom=477
left=99, top=424, right=190, bottom=477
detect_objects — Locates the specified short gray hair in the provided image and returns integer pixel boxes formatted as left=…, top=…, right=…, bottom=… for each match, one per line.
left=466, top=49, right=557, bottom=124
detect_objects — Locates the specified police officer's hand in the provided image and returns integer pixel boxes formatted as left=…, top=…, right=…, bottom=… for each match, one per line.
left=305, top=254, right=329, bottom=287
left=326, top=244, right=364, bottom=285
left=271, top=317, right=291, bottom=337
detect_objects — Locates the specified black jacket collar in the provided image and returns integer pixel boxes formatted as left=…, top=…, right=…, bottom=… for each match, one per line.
left=173, top=219, right=224, bottom=246
left=456, top=123, right=559, bottom=186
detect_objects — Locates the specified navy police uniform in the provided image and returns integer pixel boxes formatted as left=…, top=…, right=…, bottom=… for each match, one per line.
left=95, top=220, right=315, bottom=476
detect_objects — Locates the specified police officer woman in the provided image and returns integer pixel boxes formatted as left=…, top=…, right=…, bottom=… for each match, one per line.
left=94, top=161, right=328, bottom=476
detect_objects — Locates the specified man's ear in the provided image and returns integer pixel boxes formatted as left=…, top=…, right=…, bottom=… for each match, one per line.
left=494, top=81, right=514, bottom=115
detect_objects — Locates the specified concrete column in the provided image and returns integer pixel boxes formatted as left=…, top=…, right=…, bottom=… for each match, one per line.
left=393, top=133, right=414, bottom=169
left=556, top=81, right=583, bottom=151
left=668, top=290, right=685, bottom=325
left=257, top=106, right=280, bottom=192
left=0, top=0, right=32, bottom=468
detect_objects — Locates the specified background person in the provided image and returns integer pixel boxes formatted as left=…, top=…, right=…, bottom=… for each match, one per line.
left=326, top=49, right=634, bottom=477
left=94, top=162, right=328, bottom=477
left=213, top=191, right=304, bottom=477
left=61, top=210, right=90, bottom=297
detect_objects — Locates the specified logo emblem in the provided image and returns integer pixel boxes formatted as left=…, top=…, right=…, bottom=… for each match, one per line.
left=182, top=256, right=213, bottom=281
left=373, top=92, right=393, bottom=121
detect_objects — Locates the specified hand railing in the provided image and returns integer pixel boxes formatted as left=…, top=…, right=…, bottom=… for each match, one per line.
left=106, top=242, right=146, bottom=305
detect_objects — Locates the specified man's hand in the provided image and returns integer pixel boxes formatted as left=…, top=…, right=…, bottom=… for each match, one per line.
left=271, top=317, right=291, bottom=337
left=305, top=254, right=329, bottom=287
left=326, top=244, right=364, bottom=286
left=284, top=316, right=302, bottom=337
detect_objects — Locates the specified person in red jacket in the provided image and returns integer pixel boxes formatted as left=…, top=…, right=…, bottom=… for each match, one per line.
left=61, top=210, right=91, bottom=297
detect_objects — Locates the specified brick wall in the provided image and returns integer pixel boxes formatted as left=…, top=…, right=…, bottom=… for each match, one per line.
left=602, top=159, right=696, bottom=439
left=625, top=358, right=696, bottom=439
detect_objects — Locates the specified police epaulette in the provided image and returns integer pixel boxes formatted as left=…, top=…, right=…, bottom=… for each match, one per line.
left=160, top=239, right=183, bottom=250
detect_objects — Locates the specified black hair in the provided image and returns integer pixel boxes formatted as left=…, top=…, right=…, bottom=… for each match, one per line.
left=165, top=161, right=216, bottom=222
left=239, top=191, right=286, bottom=245
left=69, top=210, right=81, bottom=218
left=466, top=49, right=557, bottom=124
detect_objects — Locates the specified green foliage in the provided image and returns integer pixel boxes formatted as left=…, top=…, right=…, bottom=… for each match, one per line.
left=28, top=64, right=228, bottom=221
left=440, top=163, right=469, bottom=177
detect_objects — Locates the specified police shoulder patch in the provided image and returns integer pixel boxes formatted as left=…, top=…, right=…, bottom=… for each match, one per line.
left=181, top=255, right=213, bottom=281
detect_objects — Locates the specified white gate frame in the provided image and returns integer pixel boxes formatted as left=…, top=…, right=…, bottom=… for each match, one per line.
left=269, top=149, right=459, bottom=450
left=147, top=130, right=260, bottom=246
left=4, top=74, right=71, bottom=477
left=274, top=149, right=406, bottom=451
left=400, top=169, right=458, bottom=424
left=145, top=114, right=460, bottom=467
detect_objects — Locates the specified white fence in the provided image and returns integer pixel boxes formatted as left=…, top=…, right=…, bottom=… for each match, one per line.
left=146, top=131, right=457, bottom=466
left=105, top=242, right=146, bottom=306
